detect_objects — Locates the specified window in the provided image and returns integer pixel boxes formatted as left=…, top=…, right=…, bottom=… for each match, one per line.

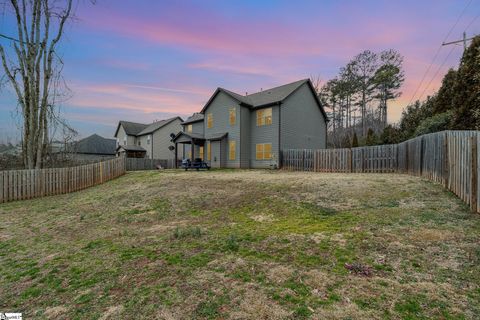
left=187, top=124, right=192, bottom=133
left=256, top=108, right=272, bottom=126
left=256, top=143, right=272, bottom=160
left=207, top=113, right=213, bottom=128
left=229, top=140, right=236, bottom=160
left=229, top=107, right=236, bottom=126
left=199, top=146, right=204, bottom=160
left=147, top=135, right=151, bottom=145
left=188, top=150, right=191, bottom=159
left=207, top=142, right=211, bottom=161
left=138, top=141, right=141, bottom=146
left=123, top=137, right=127, bottom=145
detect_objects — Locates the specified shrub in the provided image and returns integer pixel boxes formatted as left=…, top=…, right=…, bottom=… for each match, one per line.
left=172, top=226, right=202, bottom=239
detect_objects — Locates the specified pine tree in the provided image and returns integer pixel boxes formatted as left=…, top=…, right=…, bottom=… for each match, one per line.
left=352, top=132, right=359, bottom=147
left=365, top=128, right=377, bottom=146
left=451, top=36, right=480, bottom=129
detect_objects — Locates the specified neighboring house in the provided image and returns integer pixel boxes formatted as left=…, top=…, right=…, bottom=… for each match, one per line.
left=172, top=79, right=328, bottom=168
left=114, top=117, right=183, bottom=160
left=71, top=134, right=116, bottom=161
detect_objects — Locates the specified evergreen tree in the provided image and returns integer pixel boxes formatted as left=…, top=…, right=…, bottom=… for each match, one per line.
left=365, top=128, right=377, bottom=146
left=450, top=36, right=480, bottom=129
left=352, top=132, right=359, bottom=147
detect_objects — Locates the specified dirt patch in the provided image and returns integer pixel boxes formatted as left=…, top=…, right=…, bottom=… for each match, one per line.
left=266, top=265, right=294, bottom=283
left=44, top=306, right=68, bottom=319
left=229, top=289, right=291, bottom=319
left=99, top=305, right=124, bottom=320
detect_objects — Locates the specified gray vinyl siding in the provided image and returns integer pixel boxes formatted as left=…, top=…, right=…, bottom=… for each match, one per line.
left=183, top=121, right=204, bottom=135
left=280, top=84, right=327, bottom=150
left=249, top=105, right=280, bottom=168
left=151, top=119, right=183, bottom=160
left=137, top=135, right=151, bottom=158
left=239, top=106, right=250, bottom=168
left=116, top=126, right=136, bottom=146
left=204, top=92, right=241, bottom=168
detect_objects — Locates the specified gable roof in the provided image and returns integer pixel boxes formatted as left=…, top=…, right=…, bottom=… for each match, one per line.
left=172, top=131, right=205, bottom=142
left=137, top=116, right=183, bottom=136
left=199, top=79, right=327, bottom=119
left=114, top=121, right=148, bottom=137
left=181, top=113, right=204, bottom=125
left=73, top=134, right=116, bottom=155
left=245, top=79, right=308, bottom=107
left=116, top=145, right=146, bottom=152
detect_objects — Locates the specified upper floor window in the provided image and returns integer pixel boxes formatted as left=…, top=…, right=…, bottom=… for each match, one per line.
left=147, top=135, right=151, bottom=145
left=229, top=107, right=236, bottom=126
left=256, top=108, right=272, bottom=126
left=207, top=113, right=213, bottom=128
left=256, top=143, right=272, bottom=160
left=229, top=140, right=236, bottom=160
left=138, top=141, right=141, bottom=146
left=123, top=137, right=127, bottom=145
left=187, top=124, right=192, bottom=133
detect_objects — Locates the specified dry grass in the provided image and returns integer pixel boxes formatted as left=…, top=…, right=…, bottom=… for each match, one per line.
left=0, top=169, right=479, bottom=319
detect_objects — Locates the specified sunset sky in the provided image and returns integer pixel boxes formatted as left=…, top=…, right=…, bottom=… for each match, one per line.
left=0, top=0, right=479, bottom=140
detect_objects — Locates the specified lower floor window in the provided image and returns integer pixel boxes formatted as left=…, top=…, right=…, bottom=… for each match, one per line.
left=229, top=140, right=236, bottom=160
left=199, top=146, right=204, bottom=160
left=256, top=143, right=272, bottom=160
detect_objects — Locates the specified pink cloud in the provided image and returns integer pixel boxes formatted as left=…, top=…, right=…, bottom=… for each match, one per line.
left=68, top=82, right=211, bottom=120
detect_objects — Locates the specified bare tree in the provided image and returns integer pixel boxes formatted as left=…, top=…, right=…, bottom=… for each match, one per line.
left=0, top=0, right=74, bottom=169
left=351, top=50, right=378, bottom=136
left=374, top=49, right=404, bottom=127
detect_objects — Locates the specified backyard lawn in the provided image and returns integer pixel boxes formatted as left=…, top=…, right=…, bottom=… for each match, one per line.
left=0, top=170, right=479, bottom=319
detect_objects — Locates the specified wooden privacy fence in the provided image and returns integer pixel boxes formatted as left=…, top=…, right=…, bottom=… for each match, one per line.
left=126, top=158, right=174, bottom=171
left=0, top=156, right=126, bottom=204
left=282, top=130, right=480, bottom=213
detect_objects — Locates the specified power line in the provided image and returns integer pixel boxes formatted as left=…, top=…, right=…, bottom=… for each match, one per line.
left=465, top=11, right=480, bottom=31
left=406, top=0, right=473, bottom=106
left=417, top=44, right=457, bottom=102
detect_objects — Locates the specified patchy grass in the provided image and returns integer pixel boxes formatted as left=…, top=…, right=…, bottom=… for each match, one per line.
left=0, top=170, right=479, bottom=319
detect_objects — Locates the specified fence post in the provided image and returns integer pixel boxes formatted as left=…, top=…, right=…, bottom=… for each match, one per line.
left=444, top=132, right=449, bottom=188
left=348, top=149, right=353, bottom=173
left=470, top=136, right=478, bottom=213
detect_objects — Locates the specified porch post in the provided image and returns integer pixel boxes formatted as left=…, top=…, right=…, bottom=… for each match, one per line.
left=191, top=139, right=195, bottom=161
left=174, top=142, right=178, bottom=168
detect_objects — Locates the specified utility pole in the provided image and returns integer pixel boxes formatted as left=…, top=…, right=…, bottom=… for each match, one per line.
left=442, top=32, right=478, bottom=51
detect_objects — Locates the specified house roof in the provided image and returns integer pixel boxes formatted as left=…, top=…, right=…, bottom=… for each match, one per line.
left=244, top=79, right=308, bottom=108
left=181, top=113, right=204, bottom=125
left=114, top=121, right=148, bottom=137
left=207, top=132, right=228, bottom=141
left=172, top=131, right=205, bottom=143
left=137, top=116, right=183, bottom=136
left=199, top=79, right=327, bottom=119
left=116, top=145, right=147, bottom=152
left=73, top=134, right=116, bottom=155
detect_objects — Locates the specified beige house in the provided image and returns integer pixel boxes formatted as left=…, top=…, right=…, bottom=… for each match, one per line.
left=114, top=117, right=183, bottom=161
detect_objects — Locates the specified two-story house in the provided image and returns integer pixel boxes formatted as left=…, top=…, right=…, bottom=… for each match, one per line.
left=114, top=116, right=183, bottom=160
left=172, top=79, right=327, bottom=168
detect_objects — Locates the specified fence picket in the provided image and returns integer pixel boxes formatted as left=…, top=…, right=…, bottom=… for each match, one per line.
left=0, top=157, right=126, bottom=204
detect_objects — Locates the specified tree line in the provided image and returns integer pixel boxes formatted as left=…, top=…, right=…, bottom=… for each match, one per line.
left=379, top=36, right=480, bottom=145
left=318, top=49, right=405, bottom=147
